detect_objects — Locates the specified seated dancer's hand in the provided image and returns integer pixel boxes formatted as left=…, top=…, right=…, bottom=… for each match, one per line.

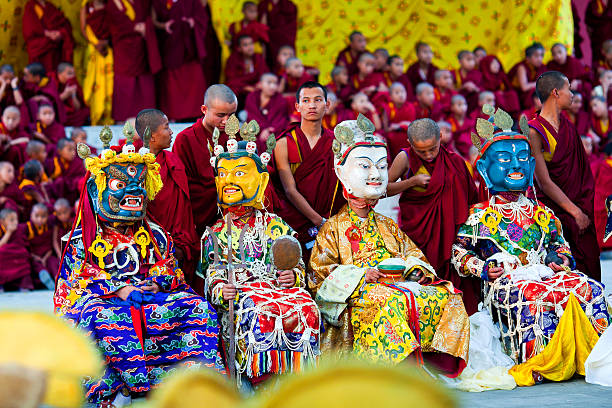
left=278, top=270, right=296, bottom=288
left=115, top=285, right=142, bottom=301
left=139, top=281, right=160, bottom=293
left=365, top=268, right=384, bottom=283
left=548, top=254, right=570, bottom=272
left=413, top=268, right=429, bottom=284
left=222, top=284, right=237, bottom=301
left=487, top=266, right=505, bottom=282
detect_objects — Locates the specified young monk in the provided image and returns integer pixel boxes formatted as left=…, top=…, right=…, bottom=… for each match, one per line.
left=326, top=65, right=351, bottom=102
left=382, top=55, right=414, bottom=100
left=225, top=35, right=269, bottom=104
left=136, top=108, right=200, bottom=292
left=509, top=42, right=546, bottom=109
left=562, top=91, right=590, bottom=137
left=279, top=57, right=315, bottom=98
left=22, top=0, right=75, bottom=73
left=0, top=162, right=27, bottom=217
left=19, top=159, right=51, bottom=217
left=387, top=118, right=480, bottom=314
left=228, top=1, right=269, bottom=53
left=373, top=48, right=389, bottom=73
left=348, top=92, right=382, bottom=130
left=22, top=62, right=66, bottom=125
left=412, top=82, right=442, bottom=120
left=547, top=43, right=592, bottom=100
left=22, top=140, right=48, bottom=182
left=172, top=84, right=237, bottom=237
left=31, top=103, right=66, bottom=150
left=335, top=31, right=368, bottom=77
left=452, top=50, right=482, bottom=113
left=0, top=208, right=33, bottom=292
left=55, top=62, right=90, bottom=126
left=51, top=198, right=72, bottom=260
left=0, top=65, right=26, bottom=116
left=473, top=46, right=487, bottom=66
left=382, top=82, right=416, bottom=159
left=0, top=106, right=30, bottom=169
left=589, top=95, right=610, bottom=147
left=26, top=202, right=57, bottom=289
left=593, top=69, right=612, bottom=106
left=433, top=69, right=457, bottom=117
left=257, top=0, right=297, bottom=69
left=446, top=94, right=474, bottom=159
left=519, top=92, right=542, bottom=122
left=70, top=126, right=97, bottom=155
left=245, top=73, right=289, bottom=152
left=406, top=42, right=439, bottom=89
left=273, top=45, right=294, bottom=77
left=468, top=91, right=495, bottom=121
left=45, top=138, right=84, bottom=204
left=273, top=81, right=345, bottom=256
left=597, top=39, right=612, bottom=74
left=479, top=55, right=520, bottom=116
left=322, top=91, right=341, bottom=131
left=528, top=71, right=601, bottom=280
left=349, top=52, right=385, bottom=98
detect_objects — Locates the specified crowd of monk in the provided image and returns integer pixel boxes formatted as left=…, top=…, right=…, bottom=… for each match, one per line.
left=0, top=0, right=612, bottom=297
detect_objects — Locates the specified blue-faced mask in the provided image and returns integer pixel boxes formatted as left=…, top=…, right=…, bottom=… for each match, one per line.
left=87, top=163, right=148, bottom=222
left=476, top=138, right=535, bottom=193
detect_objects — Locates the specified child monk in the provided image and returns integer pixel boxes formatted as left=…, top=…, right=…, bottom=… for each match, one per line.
left=589, top=95, right=610, bottom=148
left=322, top=91, right=342, bottom=131
left=562, top=91, right=590, bottom=137
left=349, top=52, right=385, bottom=98
left=279, top=57, right=315, bottom=97
left=437, top=120, right=456, bottom=153
left=593, top=69, right=612, bottom=107
left=452, top=50, right=482, bottom=113
left=224, top=35, right=269, bottom=104
left=55, top=62, right=90, bottom=126
left=382, top=82, right=416, bottom=159
left=519, top=92, right=542, bottom=122
left=446, top=94, right=474, bottom=159
left=468, top=91, right=495, bottom=121
left=347, top=92, right=381, bottom=130
left=335, top=31, right=368, bottom=76
left=0, top=65, right=26, bottom=116
left=508, top=42, right=546, bottom=109
left=373, top=48, right=389, bottom=73
left=433, top=69, right=457, bottom=116
left=19, top=159, right=51, bottom=217
left=326, top=65, right=351, bottom=102
left=228, top=1, right=269, bottom=53
left=245, top=73, right=289, bottom=152
left=0, top=162, right=27, bottom=217
left=406, top=42, right=438, bottom=89
left=22, top=62, right=66, bottom=125
left=274, top=45, right=295, bottom=77
left=547, top=43, right=592, bottom=101
left=45, top=138, right=84, bottom=204
left=26, top=202, right=57, bottom=289
left=70, top=127, right=97, bottom=155
left=412, top=82, right=442, bottom=120
left=381, top=55, right=414, bottom=100
left=597, top=39, right=612, bottom=74
left=479, top=55, right=520, bottom=116
left=0, top=208, right=33, bottom=292
left=22, top=140, right=48, bottom=183
left=31, top=103, right=66, bottom=151
left=0, top=106, right=30, bottom=169
left=51, top=198, right=72, bottom=260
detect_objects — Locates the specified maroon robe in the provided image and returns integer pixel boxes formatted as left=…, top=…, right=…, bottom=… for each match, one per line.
left=399, top=146, right=480, bottom=314
left=412, top=101, right=443, bottom=121
left=434, top=87, right=458, bottom=117
left=382, top=101, right=416, bottom=159
left=562, top=110, right=590, bottom=137
left=589, top=114, right=610, bottom=147
left=45, top=155, right=86, bottom=203
left=593, top=158, right=612, bottom=251
left=529, top=114, right=601, bottom=280
left=406, top=61, right=439, bottom=89
left=479, top=55, right=520, bottom=115
left=25, top=219, right=59, bottom=278
left=224, top=52, right=269, bottom=99
left=447, top=115, right=475, bottom=159
left=53, top=217, right=72, bottom=256
left=451, top=68, right=483, bottom=114
left=271, top=123, right=345, bottom=252
left=546, top=55, right=592, bottom=98
left=23, top=75, right=66, bottom=125
left=19, top=179, right=52, bottom=217
left=325, top=81, right=352, bottom=103
left=0, top=122, right=29, bottom=170
left=0, top=224, right=33, bottom=288
left=335, top=47, right=367, bottom=77
left=508, top=60, right=546, bottom=109
left=172, top=119, right=228, bottom=237
left=22, top=0, right=74, bottom=73
left=585, top=0, right=612, bottom=68
left=148, top=150, right=200, bottom=291
left=54, top=75, right=90, bottom=127
left=153, top=0, right=207, bottom=121
left=0, top=183, right=28, bottom=220
left=31, top=120, right=66, bottom=153
left=381, top=72, right=415, bottom=101
left=258, top=0, right=297, bottom=68
left=107, top=0, right=161, bottom=121
left=245, top=90, right=289, bottom=153
left=228, top=19, right=269, bottom=51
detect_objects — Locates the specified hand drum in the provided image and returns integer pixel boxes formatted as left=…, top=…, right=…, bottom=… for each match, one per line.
left=271, top=235, right=302, bottom=270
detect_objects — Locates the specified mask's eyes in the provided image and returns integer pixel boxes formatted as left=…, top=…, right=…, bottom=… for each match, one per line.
left=518, top=152, right=530, bottom=162
left=109, top=179, right=126, bottom=190
left=235, top=170, right=245, bottom=177
left=126, top=165, right=137, bottom=177
left=377, top=162, right=388, bottom=170
left=218, top=171, right=226, bottom=177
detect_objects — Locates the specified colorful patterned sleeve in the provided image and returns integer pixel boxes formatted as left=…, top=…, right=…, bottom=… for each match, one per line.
left=451, top=223, right=486, bottom=279
left=548, top=215, right=576, bottom=270
left=307, top=218, right=343, bottom=294
left=267, top=214, right=306, bottom=288
left=201, top=230, right=227, bottom=306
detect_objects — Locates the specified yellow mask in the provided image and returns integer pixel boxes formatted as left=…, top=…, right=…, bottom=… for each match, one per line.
left=215, top=156, right=269, bottom=209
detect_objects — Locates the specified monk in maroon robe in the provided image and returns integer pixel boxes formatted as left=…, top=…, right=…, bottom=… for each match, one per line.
left=26, top=203, right=58, bottom=288
left=387, top=118, right=480, bottom=314
left=22, top=0, right=74, bottom=74
left=0, top=107, right=30, bottom=170
left=452, top=51, right=483, bottom=114
left=272, top=82, right=345, bottom=257
left=335, top=31, right=368, bottom=77
left=589, top=95, right=610, bottom=148
left=348, top=53, right=385, bottom=101
left=152, top=0, right=207, bottom=121
left=585, top=0, right=612, bottom=69
left=0, top=162, right=28, bottom=219
left=51, top=198, right=72, bottom=259
left=412, top=83, right=443, bottom=121
left=44, top=138, right=84, bottom=204
left=508, top=43, right=546, bottom=110
left=446, top=95, right=474, bottom=159
left=382, top=56, right=414, bottom=101
left=20, top=159, right=52, bottom=217
left=433, top=70, right=458, bottom=117
left=54, top=63, right=90, bottom=126
left=172, top=84, right=236, bottom=237
left=406, top=42, right=439, bottom=89
left=225, top=35, right=269, bottom=104
left=528, top=72, right=601, bottom=280
left=22, top=62, right=66, bottom=126
left=107, top=0, right=161, bottom=122
left=563, top=92, right=590, bottom=137
left=228, top=1, right=269, bottom=52
left=382, top=83, right=416, bottom=159
left=30, top=103, right=66, bottom=154
left=479, top=55, right=520, bottom=116
left=0, top=208, right=34, bottom=291
left=547, top=43, right=593, bottom=101
left=0, top=66, right=28, bottom=124
left=258, top=0, right=297, bottom=69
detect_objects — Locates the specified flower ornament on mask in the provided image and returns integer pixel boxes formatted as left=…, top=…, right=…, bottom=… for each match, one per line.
left=471, top=104, right=536, bottom=193
left=333, top=114, right=389, bottom=202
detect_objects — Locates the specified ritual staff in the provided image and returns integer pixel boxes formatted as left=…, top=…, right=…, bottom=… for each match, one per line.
left=309, top=115, right=469, bottom=376
left=257, top=0, right=297, bottom=69
left=136, top=109, right=200, bottom=293
left=272, top=82, right=345, bottom=256
left=172, top=84, right=236, bottom=237
left=528, top=71, right=601, bottom=280
left=152, top=0, right=208, bottom=122
left=202, top=118, right=320, bottom=386
left=22, top=0, right=74, bottom=73
left=335, top=31, right=369, bottom=77
left=106, top=0, right=161, bottom=122
left=406, top=42, right=438, bottom=89
left=54, top=127, right=222, bottom=405
left=387, top=119, right=479, bottom=314
left=54, top=62, right=90, bottom=127
left=452, top=106, right=609, bottom=384
left=508, top=43, right=546, bottom=109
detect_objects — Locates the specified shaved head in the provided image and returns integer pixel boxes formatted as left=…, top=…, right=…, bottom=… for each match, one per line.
left=26, top=140, right=46, bottom=156
left=2, top=105, right=20, bottom=116
left=203, top=84, right=237, bottom=106
left=407, top=118, right=440, bottom=143
left=135, top=108, right=166, bottom=137
left=54, top=198, right=70, bottom=210
left=535, top=71, right=567, bottom=103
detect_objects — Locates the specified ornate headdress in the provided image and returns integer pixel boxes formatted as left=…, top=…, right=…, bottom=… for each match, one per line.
left=209, top=114, right=276, bottom=172
left=332, top=114, right=386, bottom=164
left=77, top=123, right=163, bottom=201
left=471, top=104, right=530, bottom=160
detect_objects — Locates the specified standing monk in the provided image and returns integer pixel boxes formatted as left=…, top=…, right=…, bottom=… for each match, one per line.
left=387, top=119, right=480, bottom=314
left=272, top=81, right=345, bottom=257
left=335, top=31, right=368, bottom=77
left=106, top=0, right=161, bottom=122
left=22, top=0, right=75, bottom=73
left=258, top=0, right=297, bottom=69
left=172, top=84, right=236, bottom=237
left=152, top=0, right=208, bottom=122
left=528, top=71, right=601, bottom=280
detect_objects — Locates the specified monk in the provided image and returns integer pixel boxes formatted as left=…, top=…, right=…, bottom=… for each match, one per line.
left=51, top=197, right=72, bottom=259
left=348, top=53, right=386, bottom=103
left=70, top=126, right=97, bottom=156
left=406, top=42, right=438, bottom=89
left=136, top=109, right=200, bottom=292
left=335, top=31, right=368, bottom=77
left=273, top=81, right=345, bottom=256
left=54, top=63, right=90, bottom=126
left=224, top=35, right=269, bottom=104
left=26, top=202, right=58, bottom=290
left=172, top=84, right=236, bottom=237
left=433, top=69, right=457, bottom=117
left=585, top=0, right=612, bottom=69
left=322, top=91, right=342, bottom=131
left=326, top=65, right=351, bottom=103
left=45, top=138, right=84, bottom=204
left=468, top=91, right=495, bottom=122
left=588, top=95, right=610, bottom=148
left=280, top=57, right=315, bottom=98
left=479, top=55, right=520, bottom=116
left=562, top=91, right=590, bottom=137
left=106, top=0, right=161, bottom=122
left=593, top=142, right=612, bottom=251
left=508, top=43, right=546, bottom=109
left=473, top=46, right=487, bottom=66
left=452, top=50, right=482, bottom=114
left=528, top=71, right=601, bottom=280
left=0, top=162, right=27, bottom=218
left=547, top=43, right=592, bottom=101
left=22, top=62, right=66, bottom=126
left=272, top=44, right=294, bottom=77
left=446, top=94, right=474, bottom=159
left=382, top=82, right=416, bottom=159
left=31, top=103, right=65, bottom=151
left=0, top=66, right=26, bottom=119
left=245, top=73, right=289, bottom=153
left=152, top=0, right=208, bottom=122
left=22, top=0, right=74, bottom=73
left=0, top=208, right=34, bottom=292
left=387, top=118, right=479, bottom=314
left=257, top=0, right=297, bottom=68
left=228, top=1, right=269, bottom=53
left=22, top=140, right=48, bottom=184
left=347, top=92, right=382, bottom=130
left=0, top=106, right=30, bottom=170
left=412, top=83, right=442, bottom=121
left=19, top=159, right=52, bottom=216
left=382, top=55, right=414, bottom=101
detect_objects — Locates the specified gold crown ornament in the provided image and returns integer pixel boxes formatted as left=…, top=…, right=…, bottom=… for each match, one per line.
left=332, top=114, right=386, bottom=164
left=471, top=104, right=530, bottom=159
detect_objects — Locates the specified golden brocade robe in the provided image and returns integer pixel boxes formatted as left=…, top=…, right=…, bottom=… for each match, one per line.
left=308, top=205, right=469, bottom=365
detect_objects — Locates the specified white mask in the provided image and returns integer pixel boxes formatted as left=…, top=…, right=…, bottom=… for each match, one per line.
left=335, top=145, right=388, bottom=199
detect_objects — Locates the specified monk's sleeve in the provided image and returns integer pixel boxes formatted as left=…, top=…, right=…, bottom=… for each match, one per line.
left=22, top=3, right=53, bottom=57
left=451, top=216, right=487, bottom=280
